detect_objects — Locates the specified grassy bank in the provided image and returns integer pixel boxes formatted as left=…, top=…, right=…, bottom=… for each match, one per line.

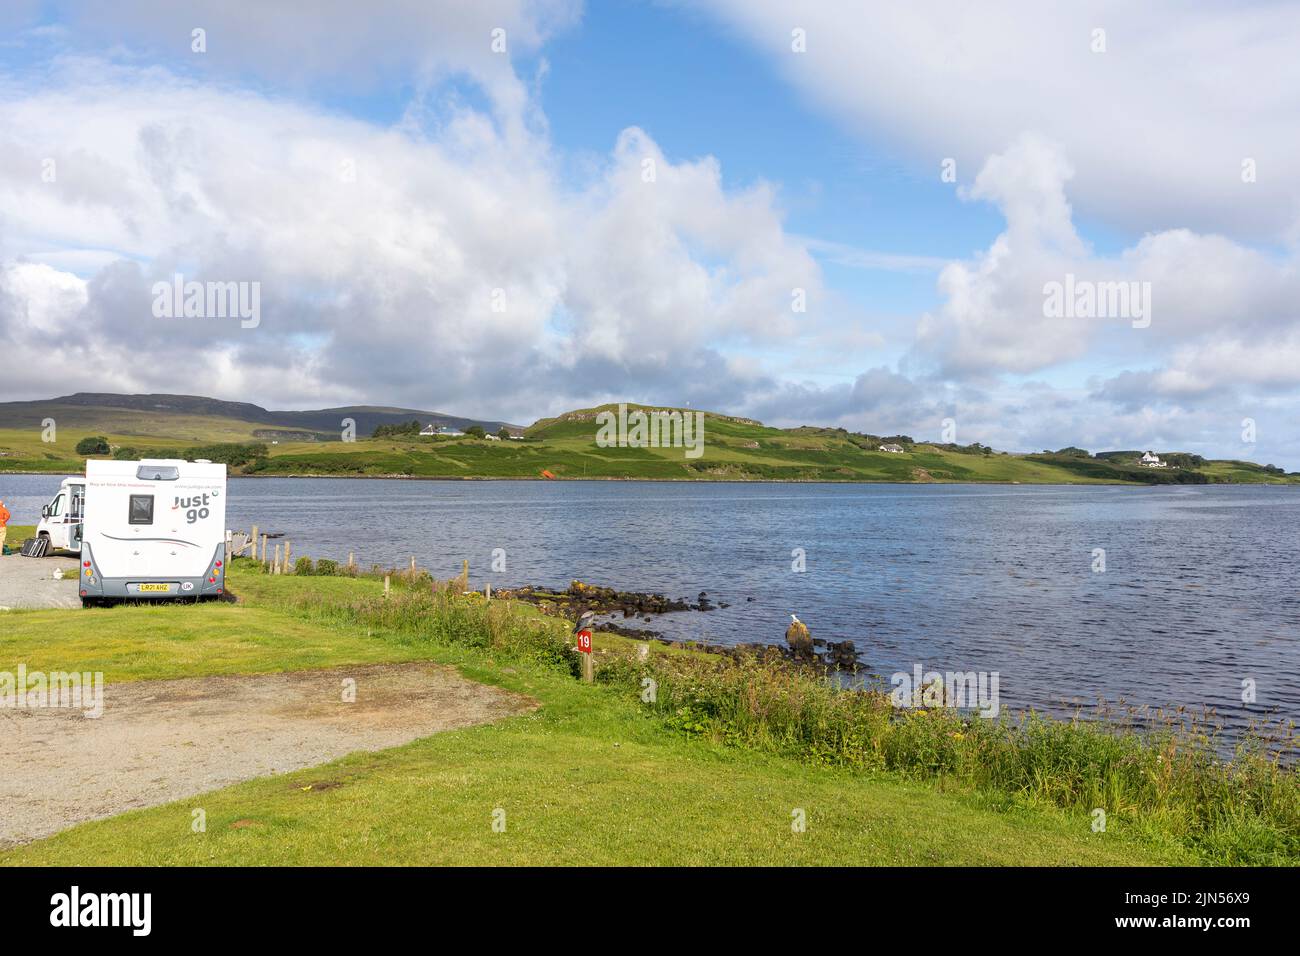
left=1, top=560, right=1293, bottom=865
left=270, top=570, right=1299, bottom=864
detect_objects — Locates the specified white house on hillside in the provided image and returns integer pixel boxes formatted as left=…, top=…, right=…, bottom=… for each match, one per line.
left=879, top=443, right=905, bottom=453
left=1140, top=451, right=1167, bottom=468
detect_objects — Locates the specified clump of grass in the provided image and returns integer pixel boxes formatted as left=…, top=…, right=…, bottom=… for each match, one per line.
left=284, top=583, right=577, bottom=674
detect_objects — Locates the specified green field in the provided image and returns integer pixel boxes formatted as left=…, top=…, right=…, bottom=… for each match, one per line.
left=3, top=400, right=1295, bottom=484
left=0, top=562, right=1220, bottom=867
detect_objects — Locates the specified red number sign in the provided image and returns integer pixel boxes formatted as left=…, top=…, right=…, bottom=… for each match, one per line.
left=576, top=629, right=593, bottom=654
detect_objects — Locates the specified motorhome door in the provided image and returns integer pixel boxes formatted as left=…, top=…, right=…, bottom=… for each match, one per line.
left=43, top=489, right=71, bottom=549
left=70, top=483, right=84, bottom=550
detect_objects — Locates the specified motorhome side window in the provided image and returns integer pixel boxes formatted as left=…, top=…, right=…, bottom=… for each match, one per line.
left=129, top=494, right=155, bottom=525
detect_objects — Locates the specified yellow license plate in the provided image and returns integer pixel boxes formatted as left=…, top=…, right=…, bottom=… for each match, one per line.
left=137, top=583, right=171, bottom=593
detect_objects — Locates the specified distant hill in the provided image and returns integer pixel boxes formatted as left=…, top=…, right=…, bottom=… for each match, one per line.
left=0, top=394, right=1294, bottom=484
left=526, top=402, right=760, bottom=437
left=0, top=392, right=520, bottom=440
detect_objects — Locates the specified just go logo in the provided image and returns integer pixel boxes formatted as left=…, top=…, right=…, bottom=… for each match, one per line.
left=173, top=492, right=217, bottom=524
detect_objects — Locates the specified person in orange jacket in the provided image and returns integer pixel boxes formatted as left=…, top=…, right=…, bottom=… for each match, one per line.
left=0, top=498, right=10, bottom=553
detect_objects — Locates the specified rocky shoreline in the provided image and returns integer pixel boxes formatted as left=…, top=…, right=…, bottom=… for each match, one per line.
left=493, top=579, right=866, bottom=672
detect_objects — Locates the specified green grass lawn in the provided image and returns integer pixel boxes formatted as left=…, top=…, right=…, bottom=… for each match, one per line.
left=3, top=524, right=35, bottom=550
left=0, top=602, right=424, bottom=681
left=0, top=563, right=1189, bottom=866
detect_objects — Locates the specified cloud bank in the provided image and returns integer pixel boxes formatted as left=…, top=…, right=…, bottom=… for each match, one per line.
left=2, top=1, right=1299, bottom=467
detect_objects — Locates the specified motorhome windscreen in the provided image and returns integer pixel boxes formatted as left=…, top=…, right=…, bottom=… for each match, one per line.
left=137, top=465, right=180, bottom=480
left=129, top=494, right=154, bottom=525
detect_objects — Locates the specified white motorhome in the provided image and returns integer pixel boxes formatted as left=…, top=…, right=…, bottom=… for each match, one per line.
left=35, top=477, right=86, bottom=553
left=78, top=459, right=227, bottom=606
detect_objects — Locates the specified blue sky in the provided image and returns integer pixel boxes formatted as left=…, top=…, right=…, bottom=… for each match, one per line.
left=1, top=1, right=1299, bottom=467
left=541, top=4, right=981, bottom=239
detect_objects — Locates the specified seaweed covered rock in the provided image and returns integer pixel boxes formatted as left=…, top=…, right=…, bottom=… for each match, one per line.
left=785, top=614, right=814, bottom=661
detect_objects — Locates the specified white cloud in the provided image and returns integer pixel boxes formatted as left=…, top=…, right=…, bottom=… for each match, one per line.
left=18, top=1, right=582, bottom=137
left=915, top=133, right=1123, bottom=375
left=4, top=3, right=1300, bottom=467
left=912, top=135, right=1300, bottom=394
left=0, top=58, right=821, bottom=418
left=702, top=0, right=1300, bottom=241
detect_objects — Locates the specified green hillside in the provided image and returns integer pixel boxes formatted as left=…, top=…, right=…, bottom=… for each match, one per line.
left=1, top=397, right=1295, bottom=484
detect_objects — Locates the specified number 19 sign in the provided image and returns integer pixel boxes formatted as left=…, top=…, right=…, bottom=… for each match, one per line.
left=576, top=628, right=594, bottom=683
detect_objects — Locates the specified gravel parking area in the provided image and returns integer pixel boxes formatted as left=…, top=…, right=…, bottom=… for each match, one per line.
left=0, top=662, right=537, bottom=846
left=0, top=553, right=81, bottom=610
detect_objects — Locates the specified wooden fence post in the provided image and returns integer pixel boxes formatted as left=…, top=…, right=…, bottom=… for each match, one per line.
left=251, top=524, right=259, bottom=560
left=384, top=575, right=391, bottom=598
left=273, top=543, right=281, bottom=575
left=283, top=540, right=292, bottom=574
